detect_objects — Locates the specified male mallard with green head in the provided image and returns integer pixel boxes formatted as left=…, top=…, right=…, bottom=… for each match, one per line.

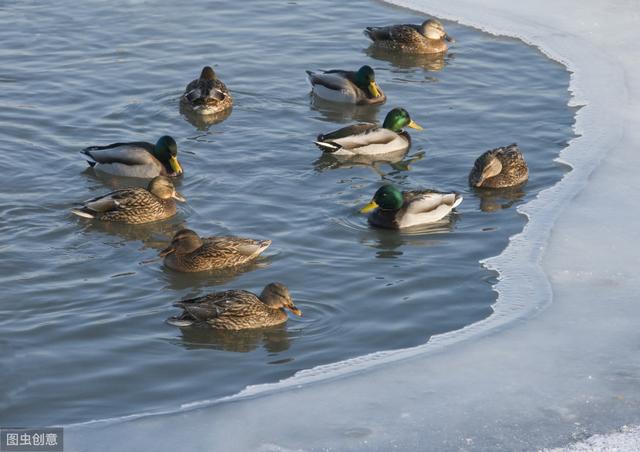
left=71, top=176, right=186, bottom=224
left=81, top=135, right=183, bottom=178
left=159, top=229, right=271, bottom=272
left=315, top=108, right=423, bottom=157
left=365, top=18, right=454, bottom=54
left=181, top=66, right=233, bottom=116
left=469, top=144, right=529, bottom=188
left=306, top=65, right=386, bottom=105
left=361, top=184, right=462, bottom=229
left=167, top=282, right=302, bottom=330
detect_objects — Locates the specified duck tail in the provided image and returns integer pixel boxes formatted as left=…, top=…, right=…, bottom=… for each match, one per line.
left=364, top=27, right=374, bottom=40
left=80, top=148, right=97, bottom=166
left=166, top=316, right=194, bottom=327
left=314, top=139, right=342, bottom=153
left=452, top=194, right=463, bottom=209
left=70, top=208, right=95, bottom=219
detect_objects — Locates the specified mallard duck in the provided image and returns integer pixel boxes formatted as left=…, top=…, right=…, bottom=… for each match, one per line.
left=469, top=143, right=529, bottom=188
left=181, top=66, right=233, bottom=116
left=314, top=108, right=423, bottom=157
left=167, top=282, right=302, bottom=330
left=364, top=18, right=453, bottom=54
left=360, top=184, right=462, bottom=229
left=71, top=176, right=185, bottom=224
left=159, top=229, right=271, bottom=272
left=306, top=65, right=386, bottom=105
left=81, top=135, right=183, bottom=178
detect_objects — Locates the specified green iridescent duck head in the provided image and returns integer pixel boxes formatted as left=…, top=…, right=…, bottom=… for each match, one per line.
left=360, top=184, right=404, bottom=213
left=382, top=108, right=423, bottom=133
left=354, top=65, right=383, bottom=98
left=153, top=136, right=183, bottom=176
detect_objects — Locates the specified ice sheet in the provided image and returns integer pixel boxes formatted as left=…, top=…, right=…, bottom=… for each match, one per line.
left=66, top=0, right=640, bottom=450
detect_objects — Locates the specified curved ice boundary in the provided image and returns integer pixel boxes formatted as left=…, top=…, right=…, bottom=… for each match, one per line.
left=67, top=1, right=640, bottom=450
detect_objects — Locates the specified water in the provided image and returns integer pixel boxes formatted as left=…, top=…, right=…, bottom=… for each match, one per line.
left=0, top=0, right=573, bottom=425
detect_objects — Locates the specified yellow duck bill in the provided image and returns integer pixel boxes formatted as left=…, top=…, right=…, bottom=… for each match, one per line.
left=360, top=200, right=379, bottom=213
left=407, top=119, right=424, bottom=130
left=169, top=156, right=183, bottom=175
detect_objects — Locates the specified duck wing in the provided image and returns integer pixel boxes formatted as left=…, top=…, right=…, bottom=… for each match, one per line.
left=82, top=188, right=146, bottom=212
left=81, top=142, right=156, bottom=166
left=185, top=78, right=228, bottom=104
left=204, top=236, right=272, bottom=258
left=306, top=70, right=355, bottom=91
left=365, top=24, right=422, bottom=43
left=403, top=190, right=462, bottom=213
left=174, top=290, right=256, bottom=322
left=316, top=126, right=400, bottom=152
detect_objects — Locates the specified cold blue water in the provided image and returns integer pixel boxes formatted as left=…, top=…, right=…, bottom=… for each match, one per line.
left=0, top=0, right=573, bottom=424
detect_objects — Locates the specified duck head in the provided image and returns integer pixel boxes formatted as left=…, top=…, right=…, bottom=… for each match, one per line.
left=147, top=176, right=186, bottom=202
left=382, top=108, right=423, bottom=132
left=360, top=184, right=404, bottom=213
left=159, top=229, right=203, bottom=257
left=154, top=136, right=183, bottom=177
left=355, top=65, right=383, bottom=99
left=421, top=18, right=454, bottom=42
left=200, top=66, right=217, bottom=81
left=260, top=282, right=302, bottom=317
left=470, top=153, right=503, bottom=187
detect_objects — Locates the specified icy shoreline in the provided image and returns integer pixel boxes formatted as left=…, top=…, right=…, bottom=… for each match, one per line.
left=66, top=0, right=640, bottom=450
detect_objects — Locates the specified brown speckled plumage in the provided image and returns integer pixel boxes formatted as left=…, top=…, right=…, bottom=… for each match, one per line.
left=364, top=19, right=452, bottom=54
left=469, top=144, right=529, bottom=189
left=160, top=229, right=271, bottom=272
left=167, top=282, right=301, bottom=330
left=71, top=176, right=183, bottom=224
left=181, top=66, right=233, bottom=115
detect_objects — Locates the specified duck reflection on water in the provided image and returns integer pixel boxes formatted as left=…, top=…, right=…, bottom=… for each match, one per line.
left=174, top=322, right=291, bottom=353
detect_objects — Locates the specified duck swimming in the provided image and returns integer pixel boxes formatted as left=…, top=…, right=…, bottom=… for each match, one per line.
left=167, top=282, right=302, bottom=330
left=364, top=18, right=453, bottom=54
left=81, top=135, right=183, bottom=179
left=71, top=176, right=185, bottom=224
left=469, top=143, right=529, bottom=188
left=181, top=66, right=233, bottom=116
left=159, top=229, right=271, bottom=272
left=360, top=184, right=462, bottom=229
left=314, top=108, right=422, bottom=157
left=306, top=65, right=386, bottom=105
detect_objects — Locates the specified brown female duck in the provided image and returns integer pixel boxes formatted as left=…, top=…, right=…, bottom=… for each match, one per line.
left=167, top=282, right=302, bottom=330
left=181, top=66, right=233, bottom=116
left=159, top=229, right=271, bottom=272
left=469, top=144, right=529, bottom=188
left=364, top=18, right=453, bottom=54
left=71, top=176, right=185, bottom=224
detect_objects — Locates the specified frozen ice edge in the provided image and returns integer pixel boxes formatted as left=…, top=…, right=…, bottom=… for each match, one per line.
left=66, top=0, right=639, bottom=450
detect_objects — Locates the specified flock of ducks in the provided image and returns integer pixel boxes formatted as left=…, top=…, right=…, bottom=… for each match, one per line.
left=71, top=17, right=529, bottom=331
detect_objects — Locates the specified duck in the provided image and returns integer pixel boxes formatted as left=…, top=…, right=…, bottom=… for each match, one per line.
left=181, top=66, right=233, bottom=116
left=469, top=143, right=529, bottom=188
left=81, top=135, right=183, bottom=179
left=364, top=18, right=454, bottom=54
left=167, top=282, right=302, bottom=330
left=306, top=65, right=386, bottom=105
left=71, top=176, right=185, bottom=224
left=314, top=108, right=423, bottom=157
left=159, top=229, right=271, bottom=272
left=360, top=184, right=462, bottom=229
